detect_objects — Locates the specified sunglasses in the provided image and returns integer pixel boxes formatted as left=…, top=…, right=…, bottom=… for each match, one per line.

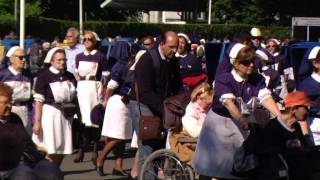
left=268, top=45, right=276, bottom=47
left=83, top=37, right=94, bottom=42
left=295, top=105, right=310, bottom=110
left=252, top=37, right=261, bottom=40
left=239, top=59, right=254, bottom=66
left=55, top=58, right=67, bottom=61
left=13, top=55, right=25, bottom=60
left=143, top=42, right=153, bottom=46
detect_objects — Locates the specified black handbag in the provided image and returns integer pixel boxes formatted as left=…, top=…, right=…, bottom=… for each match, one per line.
left=232, top=123, right=261, bottom=178
left=232, top=146, right=259, bottom=177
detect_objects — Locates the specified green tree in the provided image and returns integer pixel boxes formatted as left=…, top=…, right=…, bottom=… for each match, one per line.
left=212, top=0, right=320, bottom=26
left=0, top=0, right=43, bottom=17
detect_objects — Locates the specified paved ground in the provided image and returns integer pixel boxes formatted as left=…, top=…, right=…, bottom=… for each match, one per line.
left=60, top=144, right=136, bottom=180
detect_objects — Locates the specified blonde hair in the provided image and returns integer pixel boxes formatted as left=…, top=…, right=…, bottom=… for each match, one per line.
left=190, top=82, right=214, bottom=103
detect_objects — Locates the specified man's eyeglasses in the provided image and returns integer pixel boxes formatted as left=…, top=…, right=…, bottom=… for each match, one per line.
left=239, top=59, right=254, bottom=66
left=65, top=35, right=73, bottom=38
left=13, top=55, right=25, bottom=60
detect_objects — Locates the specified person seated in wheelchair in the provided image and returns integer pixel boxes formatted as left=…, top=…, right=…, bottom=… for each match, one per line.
left=169, top=82, right=213, bottom=165
left=254, top=91, right=320, bottom=180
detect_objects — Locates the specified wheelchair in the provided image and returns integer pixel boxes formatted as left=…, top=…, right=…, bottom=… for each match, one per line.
left=139, top=136, right=197, bottom=180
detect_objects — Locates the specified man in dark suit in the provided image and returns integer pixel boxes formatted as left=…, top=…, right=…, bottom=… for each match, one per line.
left=129, top=31, right=182, bottom=179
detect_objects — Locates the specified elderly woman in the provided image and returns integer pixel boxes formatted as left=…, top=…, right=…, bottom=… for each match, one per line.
left=32, top=48, right=77, bottom=166
left=176, top=33, right=205, bottom=88
left=0, top=46, right=32, bottom=134
left=193, top=43, right=281, bottom=179
left=298, top=46, right=320, bottom=145
left=74, top=31, right=109, bottom=164
left=0, top=82, right=63, bottom=180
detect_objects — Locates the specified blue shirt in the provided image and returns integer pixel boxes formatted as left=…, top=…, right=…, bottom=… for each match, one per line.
left=65, top=43, right=85, bottom=75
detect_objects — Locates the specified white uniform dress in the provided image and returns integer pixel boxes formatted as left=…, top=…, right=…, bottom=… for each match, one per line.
left=75, top=50, right=109, bottom=128
left=0, top=66, right=32, bottom=134
left=101, top=94, right=132, bottom=139
left=32, top=66, right=77, bottom=154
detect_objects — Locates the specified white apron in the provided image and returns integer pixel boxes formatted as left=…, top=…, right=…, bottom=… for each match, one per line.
left=310, top=117, right=320, bottom=145
left=32, top=104, right=73, bottom=154
left=76, top=61, right=102, bottom=128
left=5, top=81, right=31, bottom=133
left=101, top=95, right=132, bottom=140
left=32, top=80, right=76, bottom=154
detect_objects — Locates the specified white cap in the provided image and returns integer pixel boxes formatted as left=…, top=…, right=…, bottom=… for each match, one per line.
left=256, top=50, right=269, bottom=61
left=229, top=43, right=246, bottom=64
left=308, top=46, right=320, bottom=60
left=268, top=38, right=280, bottom=45
left=250, top=27, right=262, bottom=37
left=200, top=38, right=206, bottom=45
left=92, top=32, right=101, bottom=41
left=177, top=33, right=191, bottom=44
left=44, top=47, right=64, bottom=63
left=6, top=46, right=20, bottom=57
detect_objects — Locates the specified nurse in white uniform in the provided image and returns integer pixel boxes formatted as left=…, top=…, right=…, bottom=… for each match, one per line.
left=0, top=46, right=32, bottom=134
left=32, top=48, right=77, bottom=166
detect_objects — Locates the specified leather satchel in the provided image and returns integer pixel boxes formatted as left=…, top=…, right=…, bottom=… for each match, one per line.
left=135, top=82, right=163, bottom=140
left=138, top=115, right=162, bottom=140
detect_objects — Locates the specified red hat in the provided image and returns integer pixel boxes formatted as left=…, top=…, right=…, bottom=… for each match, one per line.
left=284, top=91, right=315, bottom=108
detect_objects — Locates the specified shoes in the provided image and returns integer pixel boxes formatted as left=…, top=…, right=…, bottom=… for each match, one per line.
left=73, top=150, right=84, bottom=163
left=128, top=174, right=138, bottom=180
left=112, top=168, right=128, bottom=176
left=96, top=166, right=104, bottom=176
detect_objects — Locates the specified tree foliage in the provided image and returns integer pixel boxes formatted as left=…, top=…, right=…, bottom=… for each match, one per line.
left=212, top=0, right=320, bottom=26
left=0, top=0, right=43, bottom=17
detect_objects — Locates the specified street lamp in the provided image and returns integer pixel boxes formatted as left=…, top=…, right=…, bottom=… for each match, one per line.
left=79, top=0, right=83, bottom=36
left=19, top=0, right=25, bottom=49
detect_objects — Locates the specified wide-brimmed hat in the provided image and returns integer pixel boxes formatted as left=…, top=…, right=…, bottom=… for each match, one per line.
left=284, top=91, right=315, bottom=108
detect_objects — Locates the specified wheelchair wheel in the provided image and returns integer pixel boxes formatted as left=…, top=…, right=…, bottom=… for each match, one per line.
left=140, top=149, right=190, bottom=180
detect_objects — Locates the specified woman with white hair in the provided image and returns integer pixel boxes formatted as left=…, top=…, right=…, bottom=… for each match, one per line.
left=0, top=46, right=32, bottom=134
left=193, top=43, right=281, bottom=179
left=32, top=47, right=77, bottom=166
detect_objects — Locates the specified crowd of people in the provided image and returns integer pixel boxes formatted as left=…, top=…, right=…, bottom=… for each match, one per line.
left=0, top=26, right=320, bottom=180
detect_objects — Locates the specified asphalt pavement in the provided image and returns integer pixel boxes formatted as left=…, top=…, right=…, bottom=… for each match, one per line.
left=60, top=144, right=136, bottom=180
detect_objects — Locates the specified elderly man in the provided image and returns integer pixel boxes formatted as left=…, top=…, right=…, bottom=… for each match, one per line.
left=0, top=46, right=32, bottom=134
left=0, top=82, right=63, bottom=180
left=127, top=31, right=182, bottom=179
left=65, top=27, right=85, bottom=76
